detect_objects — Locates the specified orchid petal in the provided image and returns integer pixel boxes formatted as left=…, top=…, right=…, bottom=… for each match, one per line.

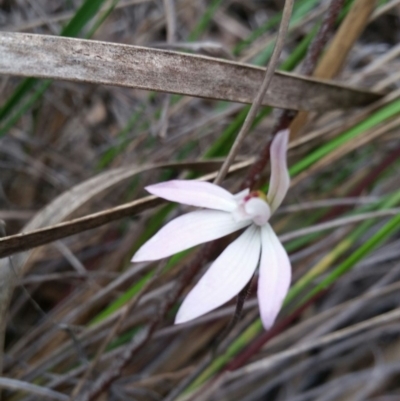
left=244, top=198, right=271, bottom=226
left=231, top=204, right=249, bottom=223
left=145, top=180, right=237, bottom=212
left=258, top=224, right=291, bottom=329
left=267, top=129, right=290, bottom=213
left=132, top=210, right=249, bottom=262
left=175, top=225, right=261, bottom=324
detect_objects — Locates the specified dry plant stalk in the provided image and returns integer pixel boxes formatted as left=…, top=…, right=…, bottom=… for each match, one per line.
left=290, top=0, right=378, bottom=136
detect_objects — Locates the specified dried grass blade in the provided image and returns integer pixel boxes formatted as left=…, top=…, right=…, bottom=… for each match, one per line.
left=0, top=377, right=68, bottom=401
left=0, top=195, right=161, bottom=259
left=0, top=159, right=253, bottom=259
left=0, top=32, right=382, bottom=112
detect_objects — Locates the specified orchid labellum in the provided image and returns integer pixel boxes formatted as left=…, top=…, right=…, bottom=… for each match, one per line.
left=132, top=129, right=291, bottom=329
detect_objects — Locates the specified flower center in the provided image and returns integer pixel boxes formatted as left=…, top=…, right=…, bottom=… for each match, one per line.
left=232, top=190, right=271, bottom=226
left=244, top=190, right=267, bottom=203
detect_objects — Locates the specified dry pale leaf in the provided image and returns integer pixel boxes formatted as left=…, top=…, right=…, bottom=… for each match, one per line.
left=0, top=32, right=383, bottom=113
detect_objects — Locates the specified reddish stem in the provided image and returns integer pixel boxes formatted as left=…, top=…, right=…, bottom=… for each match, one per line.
left=82, top=0, right=347, bottom=397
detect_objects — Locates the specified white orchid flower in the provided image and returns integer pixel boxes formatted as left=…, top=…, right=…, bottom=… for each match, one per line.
left=132, top=129, right=291, bottom=329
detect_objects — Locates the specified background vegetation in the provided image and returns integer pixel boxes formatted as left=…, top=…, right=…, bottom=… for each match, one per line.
left=1, top=0, right=400, bottom=400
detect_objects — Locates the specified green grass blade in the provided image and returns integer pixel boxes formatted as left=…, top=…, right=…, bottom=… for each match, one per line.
left=61, top=0, right=106, bottom=37
left=290, top=100, right=400, bottom=177
left=188, top=0, right=224, bottom=42
left=0, top=80, right=51, bottom=137
left=0, top=79, right=37, bottom=121
left=85, top=0, right=120, bottom=39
